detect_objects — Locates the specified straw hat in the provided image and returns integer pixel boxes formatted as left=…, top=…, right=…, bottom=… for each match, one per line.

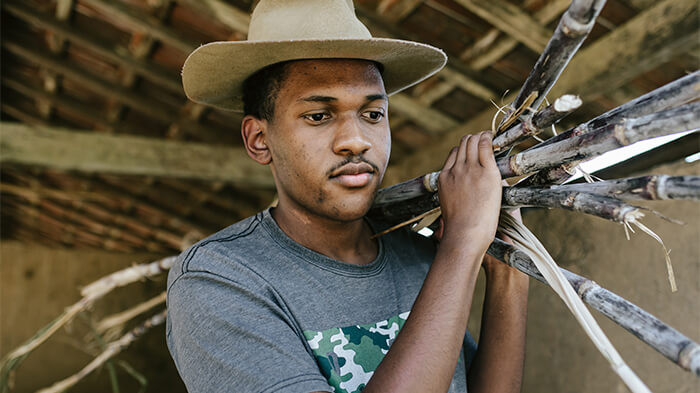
left=181, top=0, right=447, bottom=111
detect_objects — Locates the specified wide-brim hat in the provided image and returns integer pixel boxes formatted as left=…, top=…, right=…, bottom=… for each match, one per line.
left=181, top=0, right=447, bottom=112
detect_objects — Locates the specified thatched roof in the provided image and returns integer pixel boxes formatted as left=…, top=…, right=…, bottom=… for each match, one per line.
left=1, top=0, right=697, bottom=252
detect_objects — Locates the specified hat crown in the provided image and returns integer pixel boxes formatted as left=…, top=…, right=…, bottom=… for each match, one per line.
left=248, top=0, right=372, bottom=42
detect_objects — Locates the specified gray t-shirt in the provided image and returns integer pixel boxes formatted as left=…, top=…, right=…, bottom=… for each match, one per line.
left=166, top=208, right=477, bottom=393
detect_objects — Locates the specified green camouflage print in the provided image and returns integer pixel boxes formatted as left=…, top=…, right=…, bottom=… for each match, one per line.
left=303, top=311, right=410, bottom=393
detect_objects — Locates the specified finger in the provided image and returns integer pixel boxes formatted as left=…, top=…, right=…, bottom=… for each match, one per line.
left=456, top=135, right=470, bottom=165
left=442, top=146, right=458, bottom=171
left=467, top=132, right=481, bottom=164
left=478, top=131, right=497, bottom=168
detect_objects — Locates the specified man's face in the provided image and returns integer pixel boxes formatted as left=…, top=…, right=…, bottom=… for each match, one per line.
left=265, top=59, right=391, bottom=222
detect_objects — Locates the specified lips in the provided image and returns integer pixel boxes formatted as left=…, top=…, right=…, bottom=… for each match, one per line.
left=330, top=162, right=375, bottom=188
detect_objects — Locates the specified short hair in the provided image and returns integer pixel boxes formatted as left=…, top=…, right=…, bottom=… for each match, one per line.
left=241, top=60, right=385, bottom=121
left=242, top=61, right=291, bottom=121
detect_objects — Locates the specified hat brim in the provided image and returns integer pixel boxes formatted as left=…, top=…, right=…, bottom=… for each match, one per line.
left=181, top=38, right=447, bottom=111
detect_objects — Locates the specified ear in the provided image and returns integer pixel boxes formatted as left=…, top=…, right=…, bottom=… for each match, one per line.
left=241, top=115, right=272, bottom=165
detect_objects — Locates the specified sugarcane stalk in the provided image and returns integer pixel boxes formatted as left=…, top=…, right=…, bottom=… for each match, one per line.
left=493, top=94, right=582, bottom=152
left=501, top=0, right=606, bottom=130
left=372, top=174, right=700, bottom=237
left=36, top=310, right=167, bottom=393
left=487, top=238, right=700, bottom=376
left=533, top=71, right=700, bottom=150
left=373, top=171, right=439, bottom=208
left=376, top=102, right=700, bottom=211
left=373, top=185, right=652, bottom=231
left=96, top=292, right=167, bottom=336
left=0, top=256, right=176, bottom=387
left=519, top=71, right=700, bottom=186
left=497, top=101, right=700, bottom=178
left=539, top=175, right=700, bottom=201
left=502, top=187, right=643, bottom=223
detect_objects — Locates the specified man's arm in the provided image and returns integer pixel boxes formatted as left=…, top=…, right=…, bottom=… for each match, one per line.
left=362, top=131, right=505, bottom=393
left=467, top=229, right=529, bottom=393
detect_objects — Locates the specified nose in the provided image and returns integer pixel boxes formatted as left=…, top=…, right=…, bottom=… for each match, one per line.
left=332, top=117, right=372, bottom=156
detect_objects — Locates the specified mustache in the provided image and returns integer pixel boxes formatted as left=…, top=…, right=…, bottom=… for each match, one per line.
left=326, top=156, right=380, bottom=177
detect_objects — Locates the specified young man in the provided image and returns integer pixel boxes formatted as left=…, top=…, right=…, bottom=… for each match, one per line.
left=166, top=1, right=528, bottom=392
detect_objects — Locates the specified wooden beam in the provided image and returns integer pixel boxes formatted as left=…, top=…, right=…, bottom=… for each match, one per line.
left=624, top=0, right=654, bottom=11
left=464, top=0, right=571, bottom=70
left=450, top=0, right=552, bottom=53
left=384, top=0, right=699, bottom=184
left=2, top=168, right=210, bottom=235
left=417, top=81, right=456, bottom=105
left=2, top=2, right=182, bottom=93
left=0, top=103, right=50, bottom=127
left=437, top=67, right=497, bottom=102
left=0, top=123, right=274, bottom=187
left=174, top=0, right=250, bottom=34
left=79, top=0, right=197, bottom=53
left=389, top=94, right=458, bottom=134
left=106, top=1, right=174, bottom=126
left=377, top=0, right=424, bottom=23
left=2, top=77, right=117, bottom=131
left=36, top=0, right=74, bottom=120
left=2, top=40, right=223, bottom=142
left=355, top=9, right=499, bottom=101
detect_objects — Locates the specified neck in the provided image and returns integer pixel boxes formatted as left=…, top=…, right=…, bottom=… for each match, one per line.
left=271, top=201, right=378, bottom=266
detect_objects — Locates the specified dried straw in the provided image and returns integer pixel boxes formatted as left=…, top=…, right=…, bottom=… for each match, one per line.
left=0, top=256, right=176, bottom=388
left=498, top=212, right=651, bottom=393
left=35, top=310, right=167, bottom=393
left=96, top=292, right=167, bottom=339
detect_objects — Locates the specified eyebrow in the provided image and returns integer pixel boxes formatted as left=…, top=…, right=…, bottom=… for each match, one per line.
left=298, top=94, right=388, bottom=103
left=365, top=94, right=388, bottom=102
left=299, top=95, right=337, bottom=103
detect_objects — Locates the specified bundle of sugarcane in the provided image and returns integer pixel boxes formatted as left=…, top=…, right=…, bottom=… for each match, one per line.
left=369, top=0, right=700, bottom=391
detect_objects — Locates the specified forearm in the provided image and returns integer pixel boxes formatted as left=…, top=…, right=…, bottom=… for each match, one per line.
left=467, top=262, right=529, bottom=393
left=363, top=236, right=485, bottom=393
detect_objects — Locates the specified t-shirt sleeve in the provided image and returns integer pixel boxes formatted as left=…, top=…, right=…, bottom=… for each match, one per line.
left=166, top=251, right=331, bottom=393
left=463, top=329, right=478, bottom=372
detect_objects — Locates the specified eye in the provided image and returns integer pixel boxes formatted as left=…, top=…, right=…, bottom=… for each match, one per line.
left=362, top=110, right=384, bottom=122
left=303, top=112, right=331, bottom=123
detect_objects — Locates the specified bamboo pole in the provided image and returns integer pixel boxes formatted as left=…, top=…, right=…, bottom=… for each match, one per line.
left=493, top=94, right=582, bottom=152
left=35, top=310, right=167, bottom=393
left=519, top=71, right=700, bottom=185
left=501, top=0, right=607, bottom=130
left=487, top=238, right=700, bottom=376
left=497, top=101, right=700, bottom=178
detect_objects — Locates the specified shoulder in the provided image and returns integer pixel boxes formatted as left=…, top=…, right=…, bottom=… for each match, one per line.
left=167, top=211, right=270, bottom=289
